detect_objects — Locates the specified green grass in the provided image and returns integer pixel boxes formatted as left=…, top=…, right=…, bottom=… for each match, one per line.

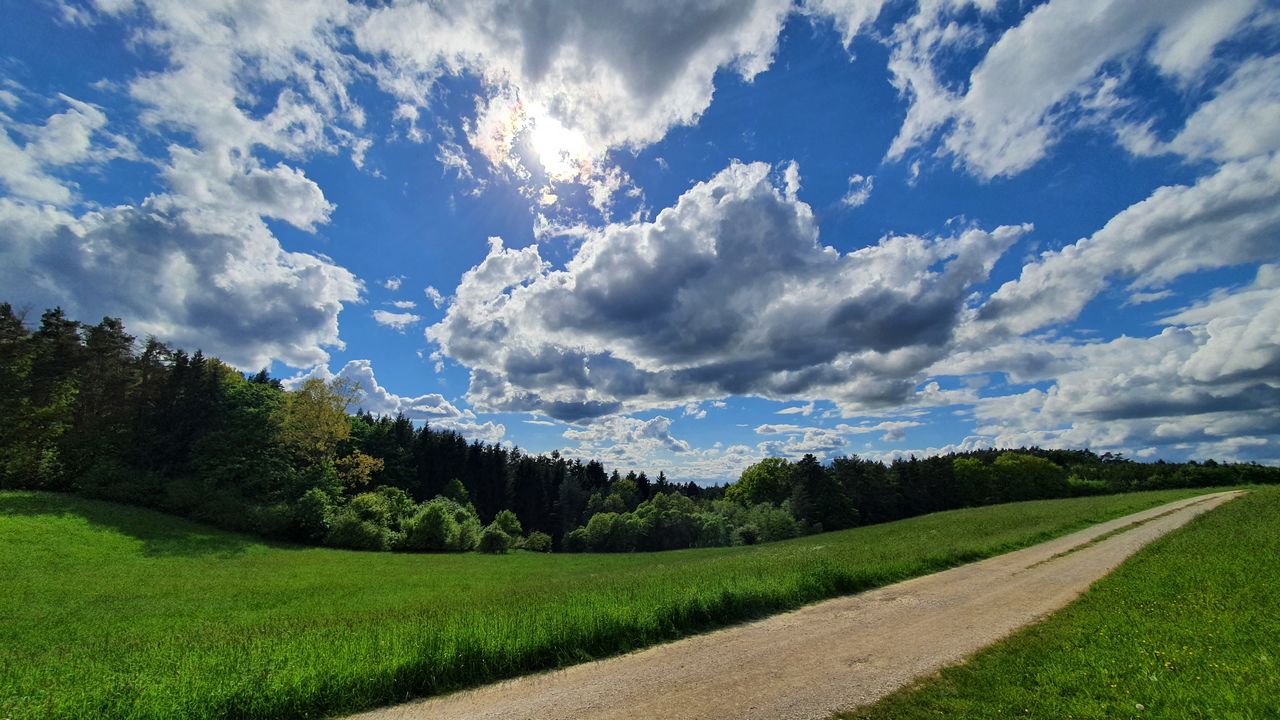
left=0, top=488, right=1216, bottom=720
left=840, top=485, right=1279, bottom=720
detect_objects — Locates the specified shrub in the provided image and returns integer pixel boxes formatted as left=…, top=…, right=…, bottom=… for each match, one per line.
left=520, top=530, right=552, bottom=552
left=250, top=502, right=294, bottom=538
left=563, top=527, right=589, bottom=552
left=732, top=523, right=760, bottom=546
left=493, top=509, right=523, bottom=537
left=400, top=496, right=483, bottom=552
left=349, top=491, right=392, bottom=525
left=401, top=500, right=458, bottom=551
left=292, top=487, right=334, bottom=542
left=584, top=512, right=640, bottom=552
left=695, top=512, right=732, bottom=547
left=478, top=525, right=512, bottom=554
left=324, top=508, right=388, bottom=551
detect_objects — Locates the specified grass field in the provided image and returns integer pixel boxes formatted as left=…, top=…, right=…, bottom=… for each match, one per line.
left=0, top=488, right=1217, bottom=720
left=840, top=485, right=1279, bottom=720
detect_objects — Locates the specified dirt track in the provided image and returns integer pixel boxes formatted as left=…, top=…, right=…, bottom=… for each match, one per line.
left=345, top=491, right=1241, bottom=720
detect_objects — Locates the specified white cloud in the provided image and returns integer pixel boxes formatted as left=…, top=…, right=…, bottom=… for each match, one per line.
left=286, top=358, right=504, bottom=440
left=1123, top=55, right=1280, bottom=163
left=163, top=146, right=334, bottom=232
left=372, top=309, right=420, bottom=331
left=357, top=0, right=791, bottom=157
left=561, top=415, right=691, bottom=470
left=383, top=275, right=405, bottom=291
left=971, top=266, right=1280, bottom=462
left=777, top=401, right=816, bottom=416
left=840, top=173, right=874, bottom=208
left=0, top=94, right=135, bottom=204
left=388, top=299, right=417, bottom=309
left=356, top=0, right=793, bottom=214
left=975, top=153, right=1280, bottom=336
left=287, top=358, right=464, bottom=419
left=424, top=285, right=447, bottom=308
left=885, top=0, right=1262, bottom=179
left=801, top=0, right=888, bottom=49
left=0, top=194, right=362, bottom=370
left=429, top=160, right=1026, bottom=420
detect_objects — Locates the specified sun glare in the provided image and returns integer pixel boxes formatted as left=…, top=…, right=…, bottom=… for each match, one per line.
left=527, top=108, right=592, bottom=182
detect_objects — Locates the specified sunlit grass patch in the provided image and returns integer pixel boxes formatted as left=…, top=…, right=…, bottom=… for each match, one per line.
left=840, top=486, right=1278, bottom=720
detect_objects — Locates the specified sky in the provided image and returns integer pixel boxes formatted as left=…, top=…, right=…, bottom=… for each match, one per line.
left=2, top=0, right=1278, bottom=482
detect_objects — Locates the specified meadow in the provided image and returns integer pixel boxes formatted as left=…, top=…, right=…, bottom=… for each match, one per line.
left=841, top=485, right=1279, bottom=720
left=0, top=488, right=1216, bottom=720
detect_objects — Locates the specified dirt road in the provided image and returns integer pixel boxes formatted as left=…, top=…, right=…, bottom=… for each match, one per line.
left=345, top=491, right=1241, bottom=720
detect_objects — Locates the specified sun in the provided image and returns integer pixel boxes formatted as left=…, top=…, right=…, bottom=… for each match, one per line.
left=526, top=107, right=592, bottom=182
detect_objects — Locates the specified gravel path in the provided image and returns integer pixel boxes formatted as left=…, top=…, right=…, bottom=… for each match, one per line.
left=344, top=491, right=1241, bottom=720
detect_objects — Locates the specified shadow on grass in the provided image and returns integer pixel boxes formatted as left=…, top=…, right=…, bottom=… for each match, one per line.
left=0, top=491, right=277, bottom=558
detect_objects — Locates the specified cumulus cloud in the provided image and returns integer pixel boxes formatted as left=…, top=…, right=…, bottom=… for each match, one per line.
left=163, top=146, right=334, bottom=232
left=885, top=0, right=1262, bottom=178
left=0, top=195, right=362, bottom=370
left=288, top=359, right=463, bottom=419
left=560, top=415, right=691, bottom=470
left=357, top=0, right=790, bottom=156
left=356, top=0, right=793, bottom=213
left=286, top=358, right=505, bottom=441
left=973, top=266, right=1280, bottom=462
left=0, top=1, right=369, bottom=371
left=428, top=160, right=1027, bottom=420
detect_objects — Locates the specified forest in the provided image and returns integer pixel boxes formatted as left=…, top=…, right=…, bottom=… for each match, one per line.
left=3, top=304, right=1276, bottom=553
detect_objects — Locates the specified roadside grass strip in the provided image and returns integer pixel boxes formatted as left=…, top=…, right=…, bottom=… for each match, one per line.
left=840, top=485, right=1278, bottom=720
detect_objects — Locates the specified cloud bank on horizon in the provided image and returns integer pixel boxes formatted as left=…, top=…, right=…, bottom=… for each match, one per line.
left=2, top=0, right=1278, bottom=480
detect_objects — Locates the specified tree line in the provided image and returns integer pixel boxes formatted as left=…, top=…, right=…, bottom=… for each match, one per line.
left=2, top=304, right=1276, bottom=553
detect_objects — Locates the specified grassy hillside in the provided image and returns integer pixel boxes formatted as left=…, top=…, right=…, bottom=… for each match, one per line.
left=842, top=485, right=1279, bottom=720
left=0, top=488, right=1214, bottom=720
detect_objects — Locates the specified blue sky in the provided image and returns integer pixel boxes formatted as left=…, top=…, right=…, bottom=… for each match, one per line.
left=2, top=0, right=1278, bottom=482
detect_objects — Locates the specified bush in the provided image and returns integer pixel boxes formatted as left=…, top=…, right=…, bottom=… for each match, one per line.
left=324, top=508, right=388, bottom=550
left=349, top=491, right=392, bottom=525
left=401, top=500, right=459, bottom=551
left=400, top=496, right=483, bottom=552
left=493, top=509, right=523, bottom=537
left=520, top=530, right=552, bottom=552
left=732, top=523, right=760, bottom=546
left=563, top=527, right=589, bottom=552
left=250, top=502, right=294, bottom=538
left=478, top=524, right=512, bottom=554
left=695, top=512, right=732, bottom=547
left=748, top=502, right=802, bottom=542
left=292, top=487, right=334, bottom=542
left=584, top=511, right=640, bottom=552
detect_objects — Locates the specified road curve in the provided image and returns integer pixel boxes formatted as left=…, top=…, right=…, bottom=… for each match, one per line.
left=343, top=491, right=1242, bottom=720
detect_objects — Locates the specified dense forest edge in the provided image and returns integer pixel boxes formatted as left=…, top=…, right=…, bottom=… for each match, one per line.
left=3, top=304, right=1277, bottom=553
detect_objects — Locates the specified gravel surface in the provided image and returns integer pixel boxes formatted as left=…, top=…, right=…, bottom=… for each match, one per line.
left=343, top=491, right=1241, bottom=720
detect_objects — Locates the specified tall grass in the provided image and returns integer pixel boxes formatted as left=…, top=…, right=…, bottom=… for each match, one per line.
left=0, top=488, right=1212, bottom=720
left=841, top=485, right=1278, bottom=720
